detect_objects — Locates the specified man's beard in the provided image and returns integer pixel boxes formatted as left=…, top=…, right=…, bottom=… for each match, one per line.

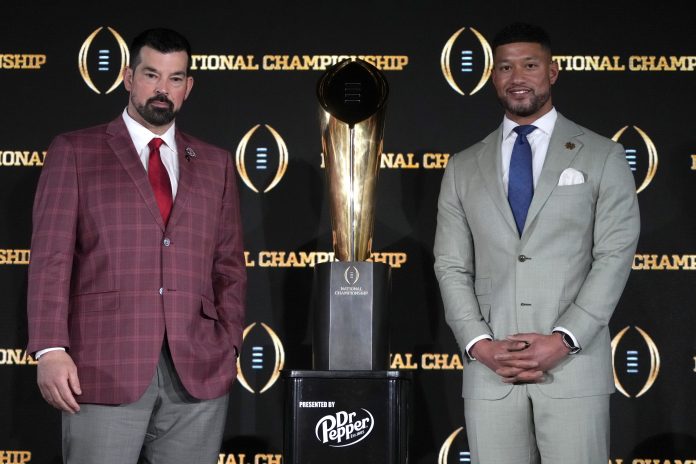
left=133, top=94, right=177, bottom=126
left=499, top=89, right=551, bottom=118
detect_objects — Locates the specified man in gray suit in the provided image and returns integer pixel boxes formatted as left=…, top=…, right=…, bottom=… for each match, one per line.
left=434, top=23, right=640, bottom=463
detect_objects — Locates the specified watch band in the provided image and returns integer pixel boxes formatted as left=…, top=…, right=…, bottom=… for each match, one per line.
left=555, top=331, right=581, bottom=354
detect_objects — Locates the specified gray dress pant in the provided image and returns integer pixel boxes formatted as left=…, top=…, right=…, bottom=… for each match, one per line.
left=464, top=384, right=609, bottom=464
left=62, top=345, right=229, bottom=464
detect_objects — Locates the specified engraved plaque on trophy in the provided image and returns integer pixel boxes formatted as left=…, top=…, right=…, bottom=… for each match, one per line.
left=312, top=58, right=390, bottom=371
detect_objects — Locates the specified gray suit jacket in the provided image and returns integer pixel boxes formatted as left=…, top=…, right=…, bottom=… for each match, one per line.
left=434, top=113, right=640, bottom=400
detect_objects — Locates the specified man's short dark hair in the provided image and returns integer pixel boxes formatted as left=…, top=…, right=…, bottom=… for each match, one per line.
left=492, top=23, right=552, bottom=54
left=129, top=28, right=192, bottom=72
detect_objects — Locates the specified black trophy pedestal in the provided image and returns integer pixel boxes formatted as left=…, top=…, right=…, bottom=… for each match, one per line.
left=283, top=370, right=410, bottom=464
left=312, top=261, right=391, bottom=370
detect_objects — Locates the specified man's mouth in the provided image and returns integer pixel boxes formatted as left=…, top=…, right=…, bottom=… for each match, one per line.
left=148, top=97, right=173, bottom=109
left=508, top=87, right=532, bottom=96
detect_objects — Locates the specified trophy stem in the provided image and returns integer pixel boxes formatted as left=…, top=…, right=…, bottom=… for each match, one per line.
left=349, top=126, right=355, bottom=261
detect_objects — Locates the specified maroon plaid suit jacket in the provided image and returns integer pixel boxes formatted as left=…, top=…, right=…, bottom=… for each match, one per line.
left=27, top=116, right=246, bottom=404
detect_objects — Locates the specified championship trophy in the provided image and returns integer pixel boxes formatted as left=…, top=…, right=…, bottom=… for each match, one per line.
left=283, top=60, right=408, bottom=464
left=312, top=58, right=390, bottom=370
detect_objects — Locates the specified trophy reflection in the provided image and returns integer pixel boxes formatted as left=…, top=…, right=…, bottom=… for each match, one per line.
left=312, top=58, right=390, bottom=371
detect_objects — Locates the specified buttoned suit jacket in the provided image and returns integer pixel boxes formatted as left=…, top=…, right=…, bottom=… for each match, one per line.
left=434, top=113, right=640, bottom=400
left=27, top=116, right=247, bottom=404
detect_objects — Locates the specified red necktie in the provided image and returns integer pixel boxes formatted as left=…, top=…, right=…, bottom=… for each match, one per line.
left=147, top=138, right=173, bottom=224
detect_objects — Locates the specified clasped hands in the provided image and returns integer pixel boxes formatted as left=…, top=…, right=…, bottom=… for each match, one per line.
left=470, top=332, right=570, bottom=384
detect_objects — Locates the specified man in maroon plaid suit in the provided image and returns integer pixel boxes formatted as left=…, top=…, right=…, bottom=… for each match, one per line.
left=27, top=28, right=246, bottom=464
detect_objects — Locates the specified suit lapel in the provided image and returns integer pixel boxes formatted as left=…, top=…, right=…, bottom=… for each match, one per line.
left=166, top=131, right=194, bottom=230
left=477, top=127, right=519, bottom=237
left=106, top=117, right=166, bottom=231
left=522, top=113, right=583, bottom=238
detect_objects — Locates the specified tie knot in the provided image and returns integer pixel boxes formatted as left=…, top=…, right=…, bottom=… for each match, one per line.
left=148, top=138, right=164, bottom=151
left=513, top=125, right=537, bottom=138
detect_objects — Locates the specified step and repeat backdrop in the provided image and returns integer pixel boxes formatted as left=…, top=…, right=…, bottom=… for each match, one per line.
left=2, top=1, right=695, bottom=463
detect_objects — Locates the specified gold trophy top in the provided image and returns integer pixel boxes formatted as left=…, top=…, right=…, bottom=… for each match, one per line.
left=317, top=59, right=389, bottom=261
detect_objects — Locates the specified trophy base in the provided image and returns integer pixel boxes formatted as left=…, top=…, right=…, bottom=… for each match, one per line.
left=312, top=261, right=391, bottom=370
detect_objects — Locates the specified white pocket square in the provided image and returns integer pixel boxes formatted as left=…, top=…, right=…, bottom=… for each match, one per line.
left=558, top=168, right=584, bottom=186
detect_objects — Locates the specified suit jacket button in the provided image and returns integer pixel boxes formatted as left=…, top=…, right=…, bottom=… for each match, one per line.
left=518, top=255, right=528, bottom=262
left=163, top=238, right=171, bottom=247
left=159, top=287, right=164, bottom=295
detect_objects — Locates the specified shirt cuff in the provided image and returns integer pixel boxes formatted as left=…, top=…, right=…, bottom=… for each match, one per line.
left=465, top=334, right=493, bottom=360
left=35, top=347, right=66, bottom=360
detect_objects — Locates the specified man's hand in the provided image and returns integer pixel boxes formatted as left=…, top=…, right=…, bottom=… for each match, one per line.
left=494, top=332, right=570, bottom=383
left=37, top=351, right=81, bottom=413
left=470, top=338, right=543, bottom=383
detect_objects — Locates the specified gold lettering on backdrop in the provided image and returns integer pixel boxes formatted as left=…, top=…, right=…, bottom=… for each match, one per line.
left=261, top=55, right=408, bottom=71
left=0, top=350, right=38, bottom=365
left=423, top=153, right=450, bottom=169
left=257, top=251, right=335, bottom=268
left=244, top=251, right=256, bottom=267
left=253, top=455, right=282, bottom=464
left=0, top=249, right=31, bottom=265
left=630, top=460, right=696, bottom=464
left=254, top=251, right=407, bottom=268
left=553, top=56, right=625, bottom=71
left=551, top=55, right=696, bottom=72
left=370, top=252, right=408, bottom=268
left=0, top=54, right=46, bottom=69
left=0, top=450, right=32, bottom=464
left=216, top=455, right=283, bottom=464
left=389, top=353, right=418, bottom=369
left=0, top=151, right=46, bottom=167
left=389, top=353, right=465, bottom=370
left=609, top=460, right=624, bottom=464
left=629, top=56, right=696, bottom=71
left=190, top=55, right=259, bottom=71
left=320, top=152, right=450, bottom=169
left=632, top=254, right=696, bottom=270
left=691, top=154, right=696, bottom=170
left=421, top=353, right=464, bottom=370
left=380, top=153, right=419, bottom=169
left=217, top=455, right=248, bottom=464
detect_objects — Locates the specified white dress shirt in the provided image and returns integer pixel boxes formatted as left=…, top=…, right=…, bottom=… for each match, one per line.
left=122, top=107, right=180, bottom=199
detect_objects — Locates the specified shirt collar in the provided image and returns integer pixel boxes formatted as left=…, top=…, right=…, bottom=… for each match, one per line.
left=502, top=107, right=558, bottom=141
left=121, top=107, right=177, bottom=154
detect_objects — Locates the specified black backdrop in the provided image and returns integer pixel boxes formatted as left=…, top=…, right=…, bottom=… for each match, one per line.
left=2, top=1, right=695, bottom=463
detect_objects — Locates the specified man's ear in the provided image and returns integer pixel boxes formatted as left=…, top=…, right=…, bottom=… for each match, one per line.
left=549, top=60, right=559, bottom=85
left=123, top=67, right=133, bottom=91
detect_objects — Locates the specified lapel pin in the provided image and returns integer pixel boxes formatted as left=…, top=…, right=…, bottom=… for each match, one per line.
left=185, top=147, right=197, bottom=161
left=565, top=142, right=576, bottom=150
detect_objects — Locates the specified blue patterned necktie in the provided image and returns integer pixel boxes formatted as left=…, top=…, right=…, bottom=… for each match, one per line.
left=508, top=125, right=537, bottom=236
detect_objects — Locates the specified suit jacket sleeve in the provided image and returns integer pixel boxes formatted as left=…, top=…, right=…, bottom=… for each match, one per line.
left=212, top=152, right=247, bottom=356
left=554, top=143, right=640, bottom=346
left=433, top=155, right=492, bottom=352
left=27, top=135, right=79, bottom=355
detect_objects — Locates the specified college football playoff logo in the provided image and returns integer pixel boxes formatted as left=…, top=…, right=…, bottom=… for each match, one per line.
left=440, top=27, right=493, bottom=96
left=78, top=26, right=129, bottom=94
left=236, top=322, right=286, bottom=394
left=612, top=125, right=658, bottom=194
left=611, top=326, right=660, bottom=398
left=438, top=427, right=471, bottom=464
left=235, top=124, right=289, bottom=193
